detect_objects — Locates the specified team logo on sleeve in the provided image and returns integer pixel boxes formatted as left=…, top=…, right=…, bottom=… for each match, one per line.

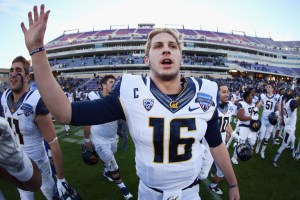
left=143, top=99, right=154, bottom=111
left=20, top=103, right=34, bottom=117
left=195, top=92, right=215, bottom=112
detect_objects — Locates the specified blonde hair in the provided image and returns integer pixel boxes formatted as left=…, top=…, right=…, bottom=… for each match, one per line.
left=145, top=28, right=182, bottom=57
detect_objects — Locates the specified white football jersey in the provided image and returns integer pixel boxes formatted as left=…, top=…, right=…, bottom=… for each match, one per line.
left=0, top=117, right=24, bottom=173
left=119, top=74, right=218, bottom=191
left=87, top=91, right=118, bottom=144
left=237, top=101, right=255, bottom=126
left=252, top=95, right=259, bottom=105
left=232, top=93, right=240, bottom=102
left=1, top=89, right=47, bottom=162
left=65, top=92, right=74, bottom=103
left=260, top=93, right=280, bottom=119
left=217, top=101, right=234, bottom=134
left=283, top=99, right=297, bottom=134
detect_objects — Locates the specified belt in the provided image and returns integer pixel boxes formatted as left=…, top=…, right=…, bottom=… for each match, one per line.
left=238, top=124, right=249, bottom=127
left=146, top=179, right=199, bottom=193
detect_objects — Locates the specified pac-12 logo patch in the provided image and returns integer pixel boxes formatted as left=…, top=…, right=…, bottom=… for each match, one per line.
left=195, top=92, right=215, bottom=112
left=143, top=99, right=154, bottom=111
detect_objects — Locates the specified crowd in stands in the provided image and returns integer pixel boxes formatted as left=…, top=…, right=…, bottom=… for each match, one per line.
left=54, top=74, right=298, bottom=103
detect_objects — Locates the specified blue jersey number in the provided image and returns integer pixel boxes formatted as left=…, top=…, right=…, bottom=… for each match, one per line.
left=7, top=117, right=23, bottom=145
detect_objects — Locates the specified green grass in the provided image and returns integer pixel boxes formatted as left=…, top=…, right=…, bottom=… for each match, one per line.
left=1, top=111, right=300, bottom=200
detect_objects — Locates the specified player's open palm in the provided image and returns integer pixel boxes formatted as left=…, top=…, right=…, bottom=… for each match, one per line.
left=20, top=4, right=50, bottom=52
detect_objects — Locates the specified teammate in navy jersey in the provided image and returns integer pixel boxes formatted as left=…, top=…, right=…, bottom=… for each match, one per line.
left=21, top=5, right=239, bottom=200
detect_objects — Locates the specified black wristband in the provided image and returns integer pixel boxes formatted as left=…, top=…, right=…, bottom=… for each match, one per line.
left=230, top=184, right=238, bottom=189
left=29, top=47, right=45, bottom=56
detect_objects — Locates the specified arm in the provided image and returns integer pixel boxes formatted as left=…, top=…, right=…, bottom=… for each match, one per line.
left=205, top=110, right=239, bottom=200
left=210, top=144, right=240, bottom=200
left=256, top=100, right=263, bottom=109
left=0, top=117, right=41, bottom=191
left=21, top=5, right=72, bottom=124
left=35, top=113, right=64, bottom=179
left=236, top=104, right=251, bottom=121
left=83, top=126, right=92, bottom=149
left=0, top=158, right=41, bottom=192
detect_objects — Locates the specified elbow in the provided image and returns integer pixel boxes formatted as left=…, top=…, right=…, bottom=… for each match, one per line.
left=53, top=114, right=71, bottom=125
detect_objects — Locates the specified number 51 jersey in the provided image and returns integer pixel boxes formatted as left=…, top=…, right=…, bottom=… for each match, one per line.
left=117, top=74, right=218, bottom=191
left=1, top=89, right=48, bottom=162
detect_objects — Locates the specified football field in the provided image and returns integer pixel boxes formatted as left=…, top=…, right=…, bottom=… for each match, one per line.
left=1, top=115, right=300, bottom=199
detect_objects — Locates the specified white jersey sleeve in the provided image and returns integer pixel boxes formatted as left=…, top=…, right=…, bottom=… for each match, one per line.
left=0, top=117, right=33, bottom=182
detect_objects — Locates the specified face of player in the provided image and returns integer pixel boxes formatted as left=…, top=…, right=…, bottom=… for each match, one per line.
left=266, top=85, right=273, bottom=94
left=219, top=85, right=229, bottom=103
left=102, top=78, right=115, bottom=96
left=144, top=32, right=182, bottom=82
left=9, top=62, right=29, bottom=94
left=245, top=93, right=253, bottom=104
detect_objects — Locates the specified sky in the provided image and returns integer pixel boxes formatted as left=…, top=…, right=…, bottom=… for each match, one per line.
left=1, top=0, right=300, bottom=68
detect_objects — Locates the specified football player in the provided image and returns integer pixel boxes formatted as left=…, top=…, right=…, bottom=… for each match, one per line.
left=0, top=56, right=71, bottom=199
left=83, top=75, right=133, bottom=200
left=255, top=84, right=280, bottom=159
left=231, top=90, right=258, bottom=165
left=21, top=5, right=239, bottom=200
left=0, top=117, right=42, bottom=194
left=209, top=83, right=238, bottom=195
left=230, top=88, right=240, bottom=123
left=272, top=89, right=299, bottom=167
left=272, top=87, right=286, bottom=144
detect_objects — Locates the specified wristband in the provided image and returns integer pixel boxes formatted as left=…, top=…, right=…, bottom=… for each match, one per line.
left=229, top=184, right=238, bottom=189
left=48, top=137, right=58, bottom=145
left=84, top=138, right=91, bottom=143
left=29, top=47, right=45, bottom=56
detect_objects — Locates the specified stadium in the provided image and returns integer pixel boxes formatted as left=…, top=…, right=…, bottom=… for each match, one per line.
left=45, top=23, right=300, bottom=81
left=1, top=23, right=300, bottom=200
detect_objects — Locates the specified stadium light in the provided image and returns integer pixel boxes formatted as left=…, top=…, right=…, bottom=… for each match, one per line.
left=63, top=29, right=79, bottom=35
left=165, top=24, right=184, bottom=29
left=110, top=24, right=130, bottom=30
left=232, top=30, right=246, bottom=36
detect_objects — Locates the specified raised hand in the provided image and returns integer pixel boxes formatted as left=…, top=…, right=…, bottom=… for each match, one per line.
left=20, top=4, right=50, bottom=52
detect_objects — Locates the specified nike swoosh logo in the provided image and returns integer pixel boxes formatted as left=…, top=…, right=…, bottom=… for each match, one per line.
left=188, top=106, right=200, bottom=112
left=17, top=113, right=23, bottom=116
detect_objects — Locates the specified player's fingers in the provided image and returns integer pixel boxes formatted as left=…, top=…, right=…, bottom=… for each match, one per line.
left=40, top=4, right=45, bottom=17
left=28, top=11, right=33, bottom=26
left=44, top=10, right=50, bottom=24
left=33, top=5, right=38, bottom=22
left=20, top=22, right=28, bottom=34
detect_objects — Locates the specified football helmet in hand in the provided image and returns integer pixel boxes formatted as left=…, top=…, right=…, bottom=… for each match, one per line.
left=268, top=112, right=278, bottom=125
left=249, top=119, right=261, bottom=132
left=53, top=182, right=82, bottom=200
